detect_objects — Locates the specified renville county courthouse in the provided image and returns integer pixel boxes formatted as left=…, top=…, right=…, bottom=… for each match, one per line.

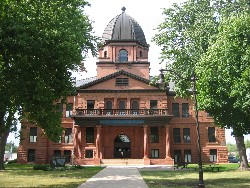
left=18, top=7, right=228, bottom=166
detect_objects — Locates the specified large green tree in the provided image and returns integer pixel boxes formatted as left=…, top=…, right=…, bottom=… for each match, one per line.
left=153, top=0, right=250, bottom=168
left=0, top=0, right=97, bottom=170
left=197, top=13, right=250, bottom=168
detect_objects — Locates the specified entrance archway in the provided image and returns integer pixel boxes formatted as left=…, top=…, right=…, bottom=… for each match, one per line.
left=114, top=134, right=131, bottom=158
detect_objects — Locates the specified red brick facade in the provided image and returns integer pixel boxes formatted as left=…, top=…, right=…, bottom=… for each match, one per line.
left=18, top=9, right=228, bottom=166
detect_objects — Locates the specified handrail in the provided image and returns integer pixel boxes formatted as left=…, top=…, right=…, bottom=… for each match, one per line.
left=75, top=109, right=169, bottom=116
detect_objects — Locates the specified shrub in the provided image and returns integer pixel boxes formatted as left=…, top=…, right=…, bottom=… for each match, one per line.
left=33, top=164, right=51, bottom=171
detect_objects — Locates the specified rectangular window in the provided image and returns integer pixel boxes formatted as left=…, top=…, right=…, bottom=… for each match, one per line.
left=151, top=149, right=159, bottom=158
left=66, top=103, right=73, bottom=118
left=150, top=100, right=158, bottom=115
left=65, top=128, right=73, bottom=143
left=85, top=150, right=93, bottom=158
left=150, top=127, right=159, bottom=143
left=184, top=150, right=192, bottom=163
left=183, top=128, right=191, bottom=143
left=210, top=149, right=217, bottom=162
left=87, top=100, right=95, bottom=115
left=208, top=127, right=216, bottom=142
left=172, top=103, right=179, bottom=117
left=116, top=78, right=129, bottom=86
left=182, top=103, right=189, bottom=117
left=173, top=128, right=181, bottom=143
left=174, top=150, right=181, bottom=163
left=64, top=150, right=71, bottom=163
left=54, top=150, right=61, bottom=157
left=57, top=103, right=63, bottom=117
left=29, top=127, right=37, bottom=143
left=86, top=127, right=94, bottom=143
left=27, top=149, right=35, bottom=162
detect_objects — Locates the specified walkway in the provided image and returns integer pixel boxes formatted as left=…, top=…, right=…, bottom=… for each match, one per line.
left=78, top=166, right=149, bottom=188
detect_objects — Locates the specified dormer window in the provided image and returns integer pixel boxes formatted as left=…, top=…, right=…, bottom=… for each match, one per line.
left=118, top=49, right=128, bottom=62
left=104, top=51, right=107, bottom=58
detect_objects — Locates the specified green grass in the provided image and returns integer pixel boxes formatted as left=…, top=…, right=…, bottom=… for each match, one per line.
left=140, top=164, right=250, bottom=188
left=0, top=164, right=103, bottom=188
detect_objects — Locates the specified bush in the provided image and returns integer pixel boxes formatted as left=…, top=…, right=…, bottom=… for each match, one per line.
left=7, top=159, right=17, bottom=164
left=33, top=164, right=51, bottom=171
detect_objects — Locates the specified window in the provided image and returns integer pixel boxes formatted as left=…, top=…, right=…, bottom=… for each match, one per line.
left=151, top=149, right=159, bottom=158
left=86, top=127, right=94, bottom=143
left=104, top=51, right=107, bottom=58
left=150, top=127, right=159, bottom=143
left=173, top=128, right=181, bottom=143
left=105, top=100, right=113, bottom=115
left=64, top=150, right=71, bottom=163
left=65, top=128, right=73, bottom=143
left=174, top=150, right=181, bottom=163
left=118, top=100, right=126, bottom=114
left=54, top=150, right=61, bottom=157
left=183, top=128, right=191, bottom=143
left=27, top=149, right=35, bottom=162
left=57, top=103, right=63, bottom=117
left=172, top=103, right=179, bottom=117
left=66, top=103, right=73, bottom=118
left=139, top=51, right=143, bottom=57
left=208, top=127, right=216, bottom=142
left=131, top=100, right=139, bottom=115
left=85, top=150, right=93, bottom=158
left=184, top=150, right=191, bottom=163
left=116, top=78, right=129, bottom=86
left=118, top=49, right=128, bottom=62
left=29, top=127, right=37, bottom=143
left=150, top=100, right=158, bottom=115
left=87, top=100, right=95, bottom=114
left=210, top=149, right=217, bottom=162
left=182, top=103, right=189, bottom=117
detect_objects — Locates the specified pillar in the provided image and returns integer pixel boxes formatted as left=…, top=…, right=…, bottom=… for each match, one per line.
left=74, top=126, right=81, bottom=158
left=165, top=125, right=171, bottom=158
left=95, top=126, right=102, bottom=158
left=143, top=125, right=149, bottom=158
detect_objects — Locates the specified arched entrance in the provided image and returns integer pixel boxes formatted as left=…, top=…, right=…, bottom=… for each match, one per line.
left=114, top=134, right=131, bottom=158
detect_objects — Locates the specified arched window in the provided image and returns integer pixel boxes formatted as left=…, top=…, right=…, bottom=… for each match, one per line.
left=104, top=51, right=107, bottom=58
left=118, top=49, right=128, bottom=62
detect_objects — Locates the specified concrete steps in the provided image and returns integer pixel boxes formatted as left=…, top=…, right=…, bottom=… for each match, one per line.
left=101, top=159, right=144, bottom=166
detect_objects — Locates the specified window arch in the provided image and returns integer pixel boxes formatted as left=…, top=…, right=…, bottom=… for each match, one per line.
left=118, top=49, right=128, bottom=62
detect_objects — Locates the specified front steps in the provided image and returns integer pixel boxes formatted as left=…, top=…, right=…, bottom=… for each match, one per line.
left=101, top=159, right=144, bottom=166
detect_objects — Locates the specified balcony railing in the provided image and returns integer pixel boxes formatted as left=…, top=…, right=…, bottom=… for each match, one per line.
left=75, top=109, right=168, bottom=116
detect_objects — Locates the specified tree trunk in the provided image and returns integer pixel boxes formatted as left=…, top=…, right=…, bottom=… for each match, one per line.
left=0, top=111, right=11, bottom=170
left=235, top=135, right=249, bottom=169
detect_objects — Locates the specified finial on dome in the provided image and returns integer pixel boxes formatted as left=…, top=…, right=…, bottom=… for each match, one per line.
left=121, top=6, right=126, bottom=13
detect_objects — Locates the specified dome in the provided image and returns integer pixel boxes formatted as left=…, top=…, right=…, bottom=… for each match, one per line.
left=102, top=7, right=148, bottom=46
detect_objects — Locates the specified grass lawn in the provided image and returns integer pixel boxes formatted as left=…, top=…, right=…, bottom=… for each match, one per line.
left=140, top=164, right=250, bottom=188
left=0, top=164, right=103, bottom=188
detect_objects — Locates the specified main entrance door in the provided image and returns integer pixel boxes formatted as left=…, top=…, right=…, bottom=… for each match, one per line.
left=114, top=134, right=131, bottom=158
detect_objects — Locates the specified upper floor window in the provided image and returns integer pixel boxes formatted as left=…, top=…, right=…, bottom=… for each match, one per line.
left=182, top=103, right=189, bottom=117
left=105, top=100, right=113, bottom=115
left=173, top=128, right=181, bottom=143
left=104, top=51, right=107, bottom=58
left=208, top=127, right=216, bottom=142
left=118, top=49, right=128, bottom=62
left=87, top=100, right=95, bottom=114
left=131, top=100, right=139, bottom=115
left=66, top=103, right=73, bottom=118
left=139, top=51, right=143, bottom=57
left=29, top=127, right=37, bottom=143
left=65, top=128, right=73, bottom=143
left=183, top=128, right=191, bottom=143
left=172, top=103, right=179, bottom=117
left=116, top=78, right=129, bottom=86
left=150, top=127, right=159, bottom=143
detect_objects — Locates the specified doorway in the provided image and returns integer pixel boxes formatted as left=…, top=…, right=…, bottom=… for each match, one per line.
left=114, top=134, right=131, bottom=158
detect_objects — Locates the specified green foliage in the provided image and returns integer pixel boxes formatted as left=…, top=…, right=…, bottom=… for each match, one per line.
left=227, top=143, right=238, bottom=153
left=245, top=140, right=250, bottom=148
left=7, top=159, right=17, bottom=164
left=5, top=142, right=18, bottom=153
left=33, top=164, right=51, bottom=171
left=33, top=164, right=85, bottom=171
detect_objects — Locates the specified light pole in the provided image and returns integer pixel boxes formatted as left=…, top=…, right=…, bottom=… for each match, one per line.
left=158, top=69, right=205, bottom=188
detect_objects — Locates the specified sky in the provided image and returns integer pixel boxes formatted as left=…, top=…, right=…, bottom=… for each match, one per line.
left=7, top=0, right=250, bottom=146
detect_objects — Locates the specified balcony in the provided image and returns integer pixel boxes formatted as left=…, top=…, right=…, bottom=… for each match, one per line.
left=73, top=109, right=173, bottom=126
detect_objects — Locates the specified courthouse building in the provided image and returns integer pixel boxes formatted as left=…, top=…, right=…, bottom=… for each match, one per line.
left=18, top=7, right=228, bottom=165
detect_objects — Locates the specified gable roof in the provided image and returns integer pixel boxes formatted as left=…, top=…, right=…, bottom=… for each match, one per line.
left=78, top=70, right=156, bottom=89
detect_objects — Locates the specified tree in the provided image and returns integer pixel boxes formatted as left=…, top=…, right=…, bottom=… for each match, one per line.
left=5, top=142, right=18, bottom=153
left=0, top=0, right=97, bottom=170
left=197, top=13, right=250, bottom=168
left=153, top=0, right=250, bottom=168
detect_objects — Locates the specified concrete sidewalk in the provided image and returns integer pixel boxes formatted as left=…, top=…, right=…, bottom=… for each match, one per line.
left=78, top=166, right=149, bottom=188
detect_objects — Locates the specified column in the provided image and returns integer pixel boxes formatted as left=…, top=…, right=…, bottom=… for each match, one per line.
left=143, top=125, right=149, bottom=158
left=165, top=125, right=171, bottom=158
left=95, top=126, right=102, bottom=158
left=74, top=126, right=81, bottom=158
